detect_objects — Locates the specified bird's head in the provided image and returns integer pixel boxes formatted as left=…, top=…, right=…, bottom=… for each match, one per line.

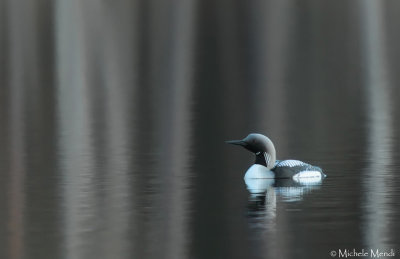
left=226, top=133, right=276, bottom=169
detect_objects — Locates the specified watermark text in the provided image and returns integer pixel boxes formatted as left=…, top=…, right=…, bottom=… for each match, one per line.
left=329, top=249, right=396, bottom=258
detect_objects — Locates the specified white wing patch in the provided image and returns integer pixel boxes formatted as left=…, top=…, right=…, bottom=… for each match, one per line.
left=275, top=160, right=306, bottom=168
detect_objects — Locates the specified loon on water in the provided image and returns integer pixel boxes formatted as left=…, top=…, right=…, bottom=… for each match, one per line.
left=226, top=133, right=325, bottom=180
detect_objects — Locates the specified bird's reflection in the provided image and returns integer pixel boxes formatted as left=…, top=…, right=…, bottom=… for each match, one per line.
left=246, top=177, right=324, bottom=221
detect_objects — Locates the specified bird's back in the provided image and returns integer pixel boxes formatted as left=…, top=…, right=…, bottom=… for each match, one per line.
left=272, top=160, right=323, bottom=179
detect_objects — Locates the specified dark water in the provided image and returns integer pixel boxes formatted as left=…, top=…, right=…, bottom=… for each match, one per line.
left=1, top=1, right=400, bottom=259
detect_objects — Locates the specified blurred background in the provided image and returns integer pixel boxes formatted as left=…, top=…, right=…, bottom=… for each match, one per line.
left=1, top=0, right=400, bottom=258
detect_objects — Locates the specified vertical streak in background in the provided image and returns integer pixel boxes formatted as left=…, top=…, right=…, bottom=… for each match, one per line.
left=359, top=0, right=393, bottom=249
left=0, top=0, right=5, bottom=85
left=145, top=0, right=196, bottom=258
left=55, top=0, right=96, bottom=258
left=248, top=1, right=293, bottom=258
left=163, top=1, right=196, bottom=257
left=96, top=1, right=138, bottom=257
left=249, top=0, right=292, bottom=140
left=7, top=75, right=25, bottom=259
left=5, top=0, right=32, bottom=257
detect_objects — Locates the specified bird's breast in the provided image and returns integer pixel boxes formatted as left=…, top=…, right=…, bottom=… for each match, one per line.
left=244, top=164, right=275, bottom=179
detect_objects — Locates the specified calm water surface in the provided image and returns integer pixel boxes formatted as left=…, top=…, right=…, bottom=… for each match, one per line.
left=1, top=1, right=400, bottom=259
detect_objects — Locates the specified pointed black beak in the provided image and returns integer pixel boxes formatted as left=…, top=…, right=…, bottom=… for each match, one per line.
left=225, top=140, right=247, bottom=146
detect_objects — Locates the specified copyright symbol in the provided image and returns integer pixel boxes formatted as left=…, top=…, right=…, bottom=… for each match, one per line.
left=330, top=250, right=337, bottom=257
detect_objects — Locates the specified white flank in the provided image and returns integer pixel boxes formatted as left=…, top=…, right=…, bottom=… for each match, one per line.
left=292, top=171, right=322, bottom=183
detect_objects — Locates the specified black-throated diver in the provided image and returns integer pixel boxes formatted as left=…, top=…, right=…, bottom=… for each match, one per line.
left=226, top=133, right=325, bottom=180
